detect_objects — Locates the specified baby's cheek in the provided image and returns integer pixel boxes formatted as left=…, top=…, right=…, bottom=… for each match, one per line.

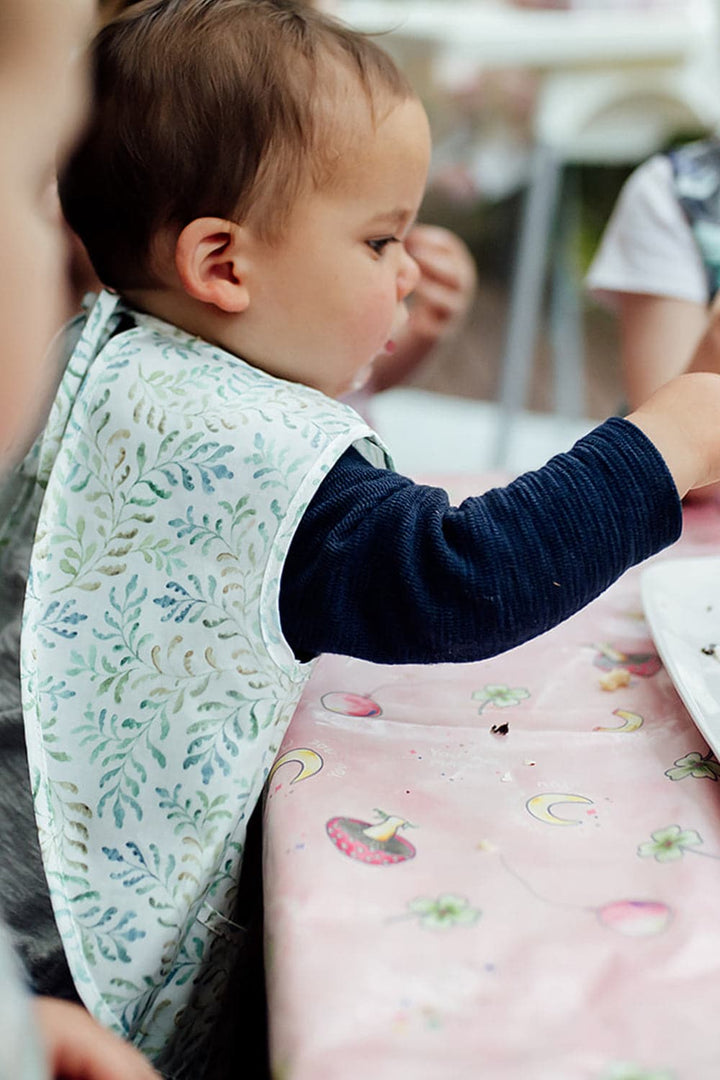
left=352, top=293, right=397, bottom=346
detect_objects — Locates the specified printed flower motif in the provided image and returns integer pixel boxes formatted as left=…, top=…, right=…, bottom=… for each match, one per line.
left=601, top=1064, right=674, bottom=1080
left=637, top=825, right=703, bottom=862
left=472, top=684, right=530, bottom=712
left=665, top=750, right=720, bottom=782
left=405, top=895, right=481, bottom=930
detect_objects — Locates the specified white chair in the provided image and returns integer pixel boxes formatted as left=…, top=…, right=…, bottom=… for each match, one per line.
left=494, top=1, right=720, bottom=463
left=336, top=1, right=720, bottom=465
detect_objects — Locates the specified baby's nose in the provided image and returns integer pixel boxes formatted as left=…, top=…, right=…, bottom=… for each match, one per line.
left=397, top=248, right=420, bottom=302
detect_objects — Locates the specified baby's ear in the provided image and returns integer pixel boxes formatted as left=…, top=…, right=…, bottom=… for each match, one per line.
left=175, top=217, right=250, bottom=313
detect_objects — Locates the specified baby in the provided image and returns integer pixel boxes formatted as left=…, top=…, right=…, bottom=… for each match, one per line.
left=10, top=1, right=720, bottom=1075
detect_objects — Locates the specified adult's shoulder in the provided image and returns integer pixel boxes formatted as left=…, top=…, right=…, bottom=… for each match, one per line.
left=586, top=152, right=706, bottom=306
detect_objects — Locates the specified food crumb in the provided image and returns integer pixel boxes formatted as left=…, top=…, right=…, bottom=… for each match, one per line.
left=523, top=759, right=536, bottom=766
left=598, top=667, right=631, bottom=691
left=476, top=839, right=498, bottom=853
left=701, top=643, right=718, bottom=657
left=490, top=722, right=509, bottom=736
left=499, top=771, right=512, bottom=783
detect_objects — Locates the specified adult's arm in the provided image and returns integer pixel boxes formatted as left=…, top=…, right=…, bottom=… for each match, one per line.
left=617, top=293, right=707, bottom=409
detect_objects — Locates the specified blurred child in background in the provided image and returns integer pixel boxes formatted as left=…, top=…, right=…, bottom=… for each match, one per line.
left=587, top=137, right=720, bottom=410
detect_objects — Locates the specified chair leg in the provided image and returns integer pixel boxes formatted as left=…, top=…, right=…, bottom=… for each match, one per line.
left=549, top=165, right=585, bottom=420
left=493, top=142, right=562, bottom=467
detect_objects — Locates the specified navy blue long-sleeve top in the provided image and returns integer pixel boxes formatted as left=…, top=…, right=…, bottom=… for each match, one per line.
left=280, top=416, right=682, bottom=663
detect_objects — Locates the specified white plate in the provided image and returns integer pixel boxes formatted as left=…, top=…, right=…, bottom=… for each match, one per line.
left=642, top=556, right=720, bottom=754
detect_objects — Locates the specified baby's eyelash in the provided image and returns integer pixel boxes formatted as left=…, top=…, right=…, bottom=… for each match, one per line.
left=367, top=236, right=400, bottom=255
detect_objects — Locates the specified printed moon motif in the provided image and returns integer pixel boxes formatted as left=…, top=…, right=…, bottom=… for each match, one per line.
left=594, top=708, right=644, bottom=733
left=526, top=793, right=594, bottom=825
left=267, top=748, right=324, bottom=784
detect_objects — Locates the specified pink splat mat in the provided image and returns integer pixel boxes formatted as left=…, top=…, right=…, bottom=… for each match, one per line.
left=263, top=485, right=720, bottom=1080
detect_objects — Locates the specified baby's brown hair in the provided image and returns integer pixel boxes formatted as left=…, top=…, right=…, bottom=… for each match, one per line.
left=59, top=0, right=413, bottom=290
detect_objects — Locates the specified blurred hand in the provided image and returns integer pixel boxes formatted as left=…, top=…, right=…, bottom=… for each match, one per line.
left=371, top=225, right=477, bottom=392
left=34, top=998, right=159, bottom=1080
left=403, top=225, right=476, bottom=346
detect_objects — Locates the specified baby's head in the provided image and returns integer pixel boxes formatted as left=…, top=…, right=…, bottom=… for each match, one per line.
left=59, top=0, right=431, bottom=397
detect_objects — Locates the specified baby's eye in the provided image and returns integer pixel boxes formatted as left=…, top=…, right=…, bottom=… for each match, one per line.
left=367, top=236, right=399, bottom=256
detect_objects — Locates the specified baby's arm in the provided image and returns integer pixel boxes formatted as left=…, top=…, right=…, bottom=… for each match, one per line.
left=369, top=225, right=476, bottom=392
left=626, top=371, right=720, bottom=496
left=34, top=998, right=159, bottom=1079
left=282, top=372, right=720, bottom=664
left=657, top=294, right=720, bottom=500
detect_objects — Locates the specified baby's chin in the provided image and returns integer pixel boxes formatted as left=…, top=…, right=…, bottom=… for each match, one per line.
left=344, top=336, right=397, bottom=396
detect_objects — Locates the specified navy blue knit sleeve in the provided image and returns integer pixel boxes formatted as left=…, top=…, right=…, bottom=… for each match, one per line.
left=280, top=416, right=682, bottom=664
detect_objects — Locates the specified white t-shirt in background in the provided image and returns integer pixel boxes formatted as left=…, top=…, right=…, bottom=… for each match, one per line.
left=586, top=154, right=708, bottom=309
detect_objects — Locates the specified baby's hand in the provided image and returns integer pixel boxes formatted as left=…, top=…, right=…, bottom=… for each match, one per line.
left=403, top=224, right=476, bottom=347
left=34, top=997, right=159, bottom=1079
left=675, top=295, right=720, bottom=502
left=626, top=372, right=720, bottom=499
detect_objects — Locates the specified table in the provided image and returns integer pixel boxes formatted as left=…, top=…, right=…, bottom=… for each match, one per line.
left=263, top=482, right=720, bottom=1080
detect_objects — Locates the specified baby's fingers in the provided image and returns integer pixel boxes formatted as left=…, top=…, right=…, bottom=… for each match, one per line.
left=411, top=276, right=468, bottom=326
left=405, top=226, right=476, bottom=295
